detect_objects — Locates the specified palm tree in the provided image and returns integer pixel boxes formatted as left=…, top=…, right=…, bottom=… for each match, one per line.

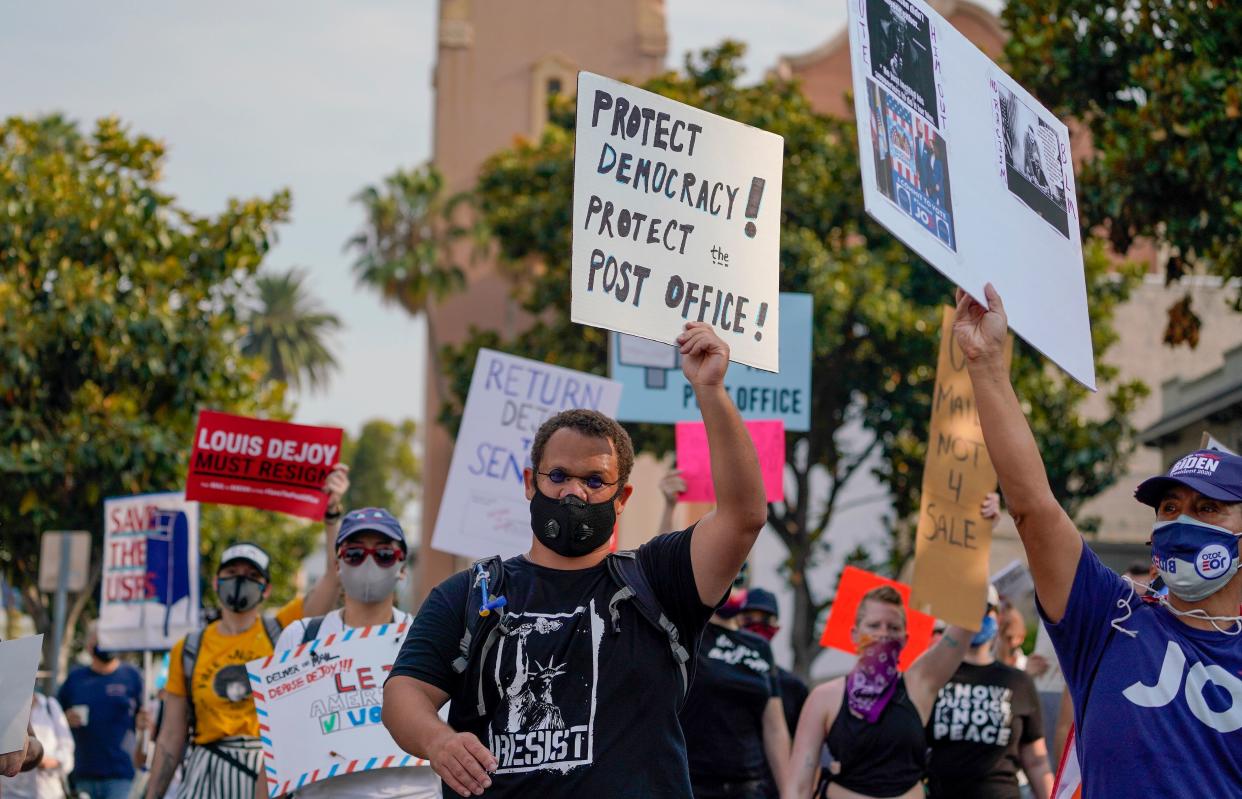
left=346, top=164, right=474, bottom=403
left=242, top=268, right=342, bottom=393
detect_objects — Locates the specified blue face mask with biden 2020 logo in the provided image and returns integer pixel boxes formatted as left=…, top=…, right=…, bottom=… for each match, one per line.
left=1151, top=515, right=1240, bottom=602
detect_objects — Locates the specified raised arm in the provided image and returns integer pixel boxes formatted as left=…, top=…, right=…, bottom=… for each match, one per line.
left=657, top=469, right=686, bottom=533
left=303, top=463, right=349, bottom=617
left=383, top=676, right=496, bottom=797
left=145, top=693, right=188, bottom=799
left=681, top=323, right=768, bottom=605
left=906, top=624, right=971, bottom=720
left=954, top=285, right=1081, bottom=622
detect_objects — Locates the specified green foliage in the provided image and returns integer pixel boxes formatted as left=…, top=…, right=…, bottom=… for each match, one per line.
left=241, top=268, right=342, bottom=393
left=347, top=165, right=471, bottom=319
left=1003, top=0, right=1242, bottom=341
left=440, top=43, right=1145, bottom=675
left=0, top=114, right=315, bottom=628
left=199, top=507, right=324, bottom=609
left=340, top=418, right=421, bottom=518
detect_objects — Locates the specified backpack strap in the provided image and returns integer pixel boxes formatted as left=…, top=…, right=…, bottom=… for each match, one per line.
left=452, top=556, right=507, bottom=674
left=605, top=550, right=692, bottom=704
left=300, top=616, right=327, bottom=645
left=450, top=556, right=514, bottom=720
left=261, top=614, right=283, bottom=646
left=182, top=628, right=205, bottom=738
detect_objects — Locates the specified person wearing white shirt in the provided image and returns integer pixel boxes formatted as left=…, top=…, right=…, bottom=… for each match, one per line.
left=2, top=693, right=74, bottom=799
left=275, top=507, right=437, bottom=799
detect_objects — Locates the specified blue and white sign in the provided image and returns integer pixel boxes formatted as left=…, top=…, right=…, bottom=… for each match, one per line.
left=99, top=492, right=200, bottom=651
left=610, top=293, right=812, bottom=431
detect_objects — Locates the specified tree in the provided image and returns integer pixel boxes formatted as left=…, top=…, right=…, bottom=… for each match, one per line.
left=438, top=43, right=1147, bottom=677
left=0, top=114, right=316, bottom=675
left=241, top=268, right=342, bottom=393
left=340, top=418, right=421, bottom=519
left=1002, top=0, right=1242, bottom=344
left=347, top=165, right=476, bottom=403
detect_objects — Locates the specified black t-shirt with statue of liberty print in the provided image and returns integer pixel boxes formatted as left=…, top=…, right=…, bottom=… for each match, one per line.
left=389, top=528, right=714, bottom=798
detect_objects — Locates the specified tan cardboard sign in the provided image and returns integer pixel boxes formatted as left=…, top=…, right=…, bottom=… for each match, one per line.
left=910, top=306, right=1012, bottom=629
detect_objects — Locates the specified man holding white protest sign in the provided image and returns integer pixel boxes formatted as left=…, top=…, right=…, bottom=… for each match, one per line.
left=271, top=507, right=437, bottom=799
left=383, top=321, right=768, bottom=797
left=145, top=466, right=350, bottom=799
left=954, top=284, right=1242, bottom=796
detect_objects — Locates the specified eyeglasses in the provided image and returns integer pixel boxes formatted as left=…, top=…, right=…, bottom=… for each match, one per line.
left=537, top=468, right=618, bottom=491
left=337, top=544, right=406, bottom=568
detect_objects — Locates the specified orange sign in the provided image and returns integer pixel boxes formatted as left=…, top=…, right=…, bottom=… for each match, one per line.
left=819, top=566, right=937, bottom=671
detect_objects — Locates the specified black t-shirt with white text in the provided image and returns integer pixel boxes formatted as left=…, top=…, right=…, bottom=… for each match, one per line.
left=680, top=623, right=780, bottom=783
left=926, top=661, right=1043, bottom=799
left=389, top=529, right=713, bottom=798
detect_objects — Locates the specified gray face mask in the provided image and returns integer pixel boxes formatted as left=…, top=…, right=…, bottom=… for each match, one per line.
left=340, top=559, right=401, bottom=603
left=217, top=576, right=265, bottom=613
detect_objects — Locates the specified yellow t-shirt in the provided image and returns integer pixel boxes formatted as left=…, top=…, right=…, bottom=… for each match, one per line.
left=167, top=597, right=303, bottom=744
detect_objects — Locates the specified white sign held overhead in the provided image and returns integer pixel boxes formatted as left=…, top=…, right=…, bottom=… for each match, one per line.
left=571, top=71, right=785, bottom=372
left=848, top=0, right=1096, bottom=390
left=431, top=350, right=623, bottom=559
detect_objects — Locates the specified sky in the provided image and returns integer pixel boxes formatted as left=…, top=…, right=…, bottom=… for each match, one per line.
left=0, top=0, right=861, bottom=434
left=2, top=0, right=1000, bottom=434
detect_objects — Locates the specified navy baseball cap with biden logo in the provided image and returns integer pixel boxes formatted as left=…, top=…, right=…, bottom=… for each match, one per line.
left=1134, top=449, right=1242, bottom=508
left=336, top=507, right=407, bottom=550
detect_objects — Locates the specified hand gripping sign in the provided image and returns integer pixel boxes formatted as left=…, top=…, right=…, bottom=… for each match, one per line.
left=248, top=623, right=426, bottom=797
left=186, top=410, right=343, bottom=520
left=572, top=71, right=785, bottom=372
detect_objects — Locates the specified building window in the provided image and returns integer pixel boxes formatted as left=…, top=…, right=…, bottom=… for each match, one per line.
left=530, top=55, right=577, bottom=138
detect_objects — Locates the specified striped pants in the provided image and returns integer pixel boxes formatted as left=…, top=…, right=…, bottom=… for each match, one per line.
left=176, top=737, right=264, bottom=799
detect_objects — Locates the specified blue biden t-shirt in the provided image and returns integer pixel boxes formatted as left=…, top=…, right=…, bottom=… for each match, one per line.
left=1039, top=544, right=1242, bottom=797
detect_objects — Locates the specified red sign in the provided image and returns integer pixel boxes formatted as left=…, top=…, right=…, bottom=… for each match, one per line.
left=819, top=566, right=936, bottom=671
left=185, top=411, right=343, bottom=520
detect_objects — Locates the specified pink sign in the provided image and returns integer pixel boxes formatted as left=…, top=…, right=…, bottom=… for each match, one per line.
left=675, top=420, right=785, bottom=503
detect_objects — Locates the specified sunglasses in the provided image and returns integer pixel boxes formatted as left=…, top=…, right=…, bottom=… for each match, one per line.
left=337, top=544, right=406, bottom=568
left=538, top=468, right=617, bottom=491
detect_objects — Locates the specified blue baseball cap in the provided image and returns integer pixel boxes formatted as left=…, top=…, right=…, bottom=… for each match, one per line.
left=742, top=587, right=780, bottom=617
left=1134, top=449, right=1242, bottom=508
left=336, top=508, right=407, bottom=550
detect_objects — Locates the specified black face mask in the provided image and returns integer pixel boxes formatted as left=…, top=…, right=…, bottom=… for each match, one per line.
left=529, top=488, right=619, bottom=558
left=92, top=645, right=116, bottom=663
left=216, top=575, right=266, bottom=613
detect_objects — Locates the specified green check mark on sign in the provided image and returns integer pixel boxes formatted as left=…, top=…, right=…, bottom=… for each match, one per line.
left=320, top=713, right=339, bottom=734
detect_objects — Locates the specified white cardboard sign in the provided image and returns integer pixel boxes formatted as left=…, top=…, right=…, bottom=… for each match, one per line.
left=571, top=71, right=785, bottom=372
left=248, top=623, right=425, bottom=797
left=100, top=492, right=200, bottom=652
left=0, top=635, right=43, bottom=754
left=848, top=0, right=1096, bottom=389
left=431, top=349, right=623, bottom=559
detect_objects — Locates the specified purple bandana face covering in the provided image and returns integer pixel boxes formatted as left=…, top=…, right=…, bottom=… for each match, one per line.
left=846, top=636, right=904, bottom=723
